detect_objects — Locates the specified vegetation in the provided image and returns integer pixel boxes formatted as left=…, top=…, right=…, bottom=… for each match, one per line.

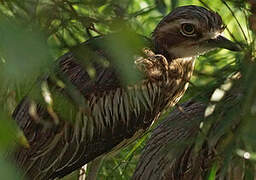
left=0, top=0, right=254, bottom=179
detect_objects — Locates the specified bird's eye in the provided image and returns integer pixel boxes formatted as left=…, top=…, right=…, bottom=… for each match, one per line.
left=181, top=23, right=196, bottom=37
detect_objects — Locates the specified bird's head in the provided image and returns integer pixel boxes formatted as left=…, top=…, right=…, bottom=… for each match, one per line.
left=152, top=5, right=241, bottom=60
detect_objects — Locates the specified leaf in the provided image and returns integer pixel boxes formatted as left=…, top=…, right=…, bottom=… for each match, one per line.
left=170, top=0, right=178, bottom=10
left=0, top=18, right=51, bottom=86
left=0, top=109, right=25, bottom=149
left=208, top=162, right=217, bottom=180
left=0, top=153, right=21, bottom=180
left=155, top=0, right=167, bottom=15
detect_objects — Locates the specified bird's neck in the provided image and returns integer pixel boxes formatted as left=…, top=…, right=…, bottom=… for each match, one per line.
left=169, top=56, right=195, bottom=80
left=153, top=40, right=174, bottom=60
left=152, top=33, right=178, bottom=60
left=159, top=56, right=195, bottom=108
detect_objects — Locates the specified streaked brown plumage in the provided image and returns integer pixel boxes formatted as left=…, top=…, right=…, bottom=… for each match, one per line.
left=132, top=101, right=207, bottom=180
left=11, top=5, right=240, bottom=179
left=132, top=87, right=243, bottom=180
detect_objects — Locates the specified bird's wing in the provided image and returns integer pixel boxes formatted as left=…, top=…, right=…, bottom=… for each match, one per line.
left=57, top=34, right=151, bottom=94
left=132, top=101, right=205, bottom=180
left=12, top=33, right=153, bottom=179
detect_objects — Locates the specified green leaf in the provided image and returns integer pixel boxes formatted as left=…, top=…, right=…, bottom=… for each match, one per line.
left=208, top=162, right=217, bottom=180
left=155, top=0, right=167, bottom=15
left=0, top=153, right=21, bottom=180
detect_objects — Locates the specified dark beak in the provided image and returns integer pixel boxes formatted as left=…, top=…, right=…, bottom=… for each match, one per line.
left=207, top=35, right=242, bottom=51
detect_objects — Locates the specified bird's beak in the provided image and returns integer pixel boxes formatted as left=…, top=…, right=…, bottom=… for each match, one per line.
left=207, top=35, right=242, bottom=51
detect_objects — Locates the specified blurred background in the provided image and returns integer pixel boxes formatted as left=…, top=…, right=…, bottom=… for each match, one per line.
left=0, top=0, right=255, bottom=179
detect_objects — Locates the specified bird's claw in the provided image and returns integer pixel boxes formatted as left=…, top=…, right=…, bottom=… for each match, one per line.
left=135, top=48, right=169, bottom=81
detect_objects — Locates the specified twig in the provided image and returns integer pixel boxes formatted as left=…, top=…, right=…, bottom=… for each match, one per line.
left=129, top=6, right=156, bottom=18
left=88, top=24, right=104, bottom=36
left=198, top=0, right=211, bottom=10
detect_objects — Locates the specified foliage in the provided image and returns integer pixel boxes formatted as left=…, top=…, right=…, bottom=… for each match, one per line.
left=0, top=0, right=254, bottom=179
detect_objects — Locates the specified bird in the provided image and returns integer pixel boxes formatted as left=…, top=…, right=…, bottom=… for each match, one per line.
left=132, top=86, right=243, bottom=180
left=132, top=100, right=206, bottom=180
left=11, top=5, right=240, bottom=180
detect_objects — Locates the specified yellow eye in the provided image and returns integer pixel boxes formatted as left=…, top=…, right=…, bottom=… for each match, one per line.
left=181, top=23, right=195, bottom=36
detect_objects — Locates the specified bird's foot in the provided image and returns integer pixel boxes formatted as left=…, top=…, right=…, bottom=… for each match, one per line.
left=135, top=48, right=169, bottom=81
